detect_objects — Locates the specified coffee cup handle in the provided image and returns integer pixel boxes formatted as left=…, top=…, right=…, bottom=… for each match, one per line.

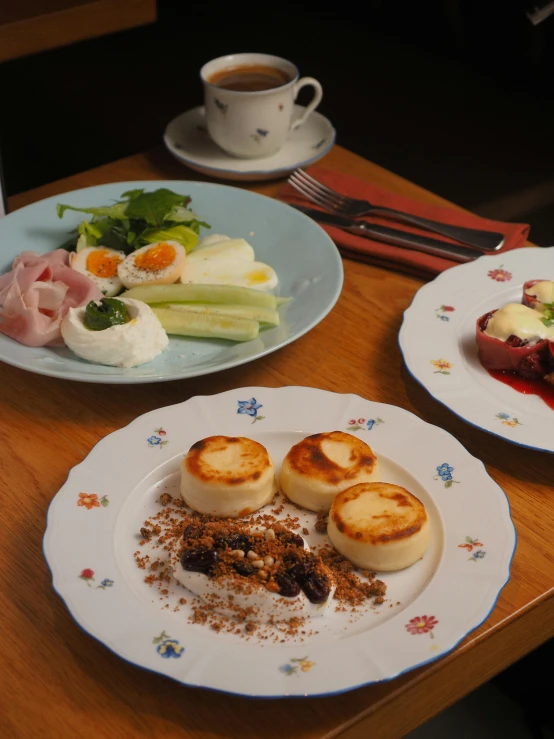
left=291, top=77, right=323, bottom=130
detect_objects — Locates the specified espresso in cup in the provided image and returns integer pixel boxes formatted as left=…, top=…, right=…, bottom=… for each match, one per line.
left=208, top=64, right=292, bottom=92
left=201, top=53, right=323, bottom=159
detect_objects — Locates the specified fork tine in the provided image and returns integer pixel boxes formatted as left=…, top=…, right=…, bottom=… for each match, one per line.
left=289, top=175, right=344, bottom=211
left=288, top=172, right=344, bottom=210
left=294, top=169, right=350, bottom=203
left=288, top=177, right=337, bottom=210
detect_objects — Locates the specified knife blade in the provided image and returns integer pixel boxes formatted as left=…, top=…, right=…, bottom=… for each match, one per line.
left=291, top=205, right=479, bottom=263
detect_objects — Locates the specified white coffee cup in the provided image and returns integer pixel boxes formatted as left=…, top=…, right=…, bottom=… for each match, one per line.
left=200, top=53, right=323, bottom=159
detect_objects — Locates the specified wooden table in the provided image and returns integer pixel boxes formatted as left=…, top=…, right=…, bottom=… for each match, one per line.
left=2, top=145, right=553, bottom=739
left=0, top=0, right=157, bottom=63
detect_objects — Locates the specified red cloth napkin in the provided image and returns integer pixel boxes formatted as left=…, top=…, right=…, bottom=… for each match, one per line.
left=279, top=166, right=531, bottom=279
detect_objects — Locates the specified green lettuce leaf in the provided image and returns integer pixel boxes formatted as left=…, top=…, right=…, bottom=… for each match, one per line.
left=140, top=224, right=199, bottom=253
left=165, top=204, right=199, bottom=223
left=120, top=188, right=145, bottom=200
left=125, top=189, right=191, bottom=226
left=56, top=188, right=207, bottom=253
left=56, top=201, right=128, bottom=220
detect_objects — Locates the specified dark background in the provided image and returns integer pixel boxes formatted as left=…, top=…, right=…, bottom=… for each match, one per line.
left=1, top=0, right=554, bottom=245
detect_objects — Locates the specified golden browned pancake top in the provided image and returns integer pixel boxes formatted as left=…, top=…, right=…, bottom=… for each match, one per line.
left=330, top=482, right=428, bottom=545
left=285, top=431, right=376, bottom=483
left=184, top=435, right=271, bottom=486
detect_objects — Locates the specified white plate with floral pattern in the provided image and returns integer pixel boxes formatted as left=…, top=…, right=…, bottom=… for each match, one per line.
left=43, top=386, right=515, bottom=697
left=399, top=246, right=554, bottom=453
left=164, top=105, right=336, bottom=182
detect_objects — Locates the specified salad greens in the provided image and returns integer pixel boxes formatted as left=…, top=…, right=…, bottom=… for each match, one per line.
left=84, top=298, right=131, bottom=331
left=540, top=303, right=554, bottom=328
left=57, top=188, right=210, bottom=255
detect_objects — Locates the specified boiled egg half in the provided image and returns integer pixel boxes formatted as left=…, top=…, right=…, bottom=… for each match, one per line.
left=188, top=237, right=255, bottom=262
left=70, top=246, right=125, bottom=296
left=182, top=235, right=277, bottom=291
left=118, top=240, right=186, bottom=289
left=180, top=259, right=278, bottom=291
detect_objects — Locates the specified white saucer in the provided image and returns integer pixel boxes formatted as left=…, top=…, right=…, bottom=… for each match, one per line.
left=163, top=105, right=336, bottom=182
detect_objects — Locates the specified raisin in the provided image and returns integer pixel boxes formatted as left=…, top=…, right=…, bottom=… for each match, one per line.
left=180, top=548, right=218, bottom=574
left=275, top=573, right=301, bottom=597
left=288, top=561, right=314, bottom=584
left=234, top=561, right=256, bottom=577
left=278, top=531, right=304, bottom=548
left=215, top=533, right=251, bottom=551
left=301, top=573, right=331, bottom=604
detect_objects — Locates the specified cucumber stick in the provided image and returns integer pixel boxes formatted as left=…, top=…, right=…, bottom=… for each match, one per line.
left=121, top=283, right=277, bottom=309
left=154, top=302, right=280, bottom=326
left=152, top=307, right=259, bottom=342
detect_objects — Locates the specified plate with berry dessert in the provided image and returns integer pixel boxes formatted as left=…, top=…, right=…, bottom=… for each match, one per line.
left=43, top=386, right=515, bottom=697
left=400, top=246, right=554, bottom=454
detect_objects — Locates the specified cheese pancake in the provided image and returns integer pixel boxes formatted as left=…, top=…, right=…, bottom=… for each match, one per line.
left=279, top=431, right=379, bottom=513
left=181, top=435, right=277, bottom=517
left=327, top=482, right=430, bottom=571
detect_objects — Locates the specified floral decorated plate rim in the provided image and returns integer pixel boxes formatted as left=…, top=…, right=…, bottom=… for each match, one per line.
left=163, top=105, right=336, bottom=181
left=42, top=386, right=515, bottom=697
left=399, top=246, right=554, bottom=453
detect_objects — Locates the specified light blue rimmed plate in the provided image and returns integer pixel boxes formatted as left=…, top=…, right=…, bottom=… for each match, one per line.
left=43, top=386, right=515, bottom=697
left=0, top=181, right=343, bottom=383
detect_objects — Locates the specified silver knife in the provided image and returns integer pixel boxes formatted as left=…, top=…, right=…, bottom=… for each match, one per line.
left=291, top=205, right=479, bottom=263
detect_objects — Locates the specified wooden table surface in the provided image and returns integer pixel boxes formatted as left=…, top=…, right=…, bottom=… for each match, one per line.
left=0, top=0, right=157, bottom=63
left=2, top=145, right=553, bottom=739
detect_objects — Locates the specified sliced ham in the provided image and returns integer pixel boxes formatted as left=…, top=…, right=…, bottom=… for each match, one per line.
left=12, top=249, right=70, bottom=269
left=476, top=310, right=551, bottom=380
left=522, top=279, right=553, bottom=311
left=0, top=248, right=102, bottom=347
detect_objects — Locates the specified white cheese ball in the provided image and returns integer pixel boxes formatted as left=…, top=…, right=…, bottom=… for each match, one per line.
left=60, top=297, right=168, bottom=367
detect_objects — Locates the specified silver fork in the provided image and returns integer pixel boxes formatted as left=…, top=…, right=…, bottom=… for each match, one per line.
left=288, top=169, right=505, bottom=252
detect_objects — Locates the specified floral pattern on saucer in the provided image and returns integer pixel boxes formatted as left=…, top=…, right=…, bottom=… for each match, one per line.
left=163, top=106, right=336, bottom=182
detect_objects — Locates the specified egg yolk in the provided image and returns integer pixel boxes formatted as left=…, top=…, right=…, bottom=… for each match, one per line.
left=135, top=243, right=176, bottom=273
left=86, top=249, right=122, bottom=278
left=246, top=269, right=269, bottom=285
